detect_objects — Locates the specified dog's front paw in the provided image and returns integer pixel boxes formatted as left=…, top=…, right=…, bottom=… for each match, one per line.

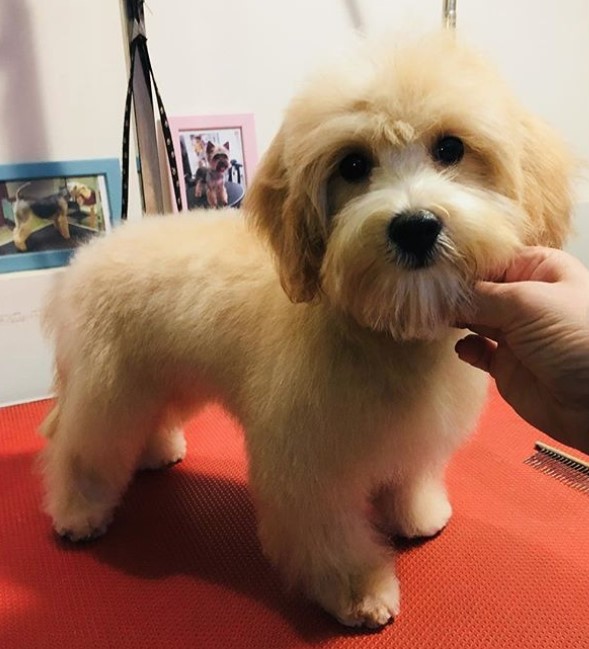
left=315, top=565, right=400, bottom=629
left=55, top=518, right=111, bottom=543
left=337, top=587, right=400, bottom=629
left=52, top=508, right=113, bottom=542
left=45, top=487, right=115, bottom=542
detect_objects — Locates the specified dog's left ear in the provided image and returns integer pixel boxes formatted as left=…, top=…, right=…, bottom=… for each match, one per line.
left=518, top=114, right=574, bottom=248
left=223, top=141, right=230, bottom=152
left=244, top=127, right=326, bottom=302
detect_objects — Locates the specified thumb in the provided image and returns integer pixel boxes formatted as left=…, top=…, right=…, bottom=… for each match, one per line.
left=465, top=281, right=520, bottom=332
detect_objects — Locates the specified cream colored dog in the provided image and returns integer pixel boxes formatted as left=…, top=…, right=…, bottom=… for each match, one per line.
left=40, top=34, right=572, bottom=628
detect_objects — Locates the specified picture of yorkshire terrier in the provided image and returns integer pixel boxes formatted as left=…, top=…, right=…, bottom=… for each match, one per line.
left=194, top=140, right=231, bottom=208
left=40, top=33, right=572, bottom=628
left=13, top=182, right=70, bottom=251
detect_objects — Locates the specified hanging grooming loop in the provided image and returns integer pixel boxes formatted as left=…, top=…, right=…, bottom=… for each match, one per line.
left=443, top=0, right=457, bottom=29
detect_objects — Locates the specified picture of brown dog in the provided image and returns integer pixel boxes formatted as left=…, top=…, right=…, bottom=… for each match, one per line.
left=12, top=182, right=70, bottom=251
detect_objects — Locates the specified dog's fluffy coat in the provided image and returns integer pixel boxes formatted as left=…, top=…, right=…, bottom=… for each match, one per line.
left=40, top=34, right=572, bottom=628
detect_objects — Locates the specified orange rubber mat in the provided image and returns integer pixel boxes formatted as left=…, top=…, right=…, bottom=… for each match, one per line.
left=1, top=387, right=588, bottom=648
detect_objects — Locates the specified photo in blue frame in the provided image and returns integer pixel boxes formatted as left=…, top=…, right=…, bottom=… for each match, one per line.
left=0, top=159, right=121, bottom=273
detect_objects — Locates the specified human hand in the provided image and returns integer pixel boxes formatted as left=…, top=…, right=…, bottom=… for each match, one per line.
left=455, top=247, right=589, bottom=454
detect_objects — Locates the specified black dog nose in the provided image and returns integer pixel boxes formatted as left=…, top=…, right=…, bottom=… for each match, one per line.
left=387, top=210, right=442, bottom=267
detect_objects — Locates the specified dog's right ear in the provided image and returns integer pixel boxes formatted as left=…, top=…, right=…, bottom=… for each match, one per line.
left=244, top=128, right=326, bottom=303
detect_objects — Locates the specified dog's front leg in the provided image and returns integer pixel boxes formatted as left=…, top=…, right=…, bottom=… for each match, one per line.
left=219, top=184, right=228, bottom=207
left=206, top=187, right=218, bottom=208
left=195, top=179, right=205, bottom=198
left=87, top=206, right=97, bottom=230
left=375, top=471, right=452, bottom=539
left=254, top=484, right=400, bottom=628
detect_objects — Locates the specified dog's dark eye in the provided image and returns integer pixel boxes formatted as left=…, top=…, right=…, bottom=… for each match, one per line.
left=432, top=136, right=464, bottom=166
left=338, top=152, right=372, bottom=183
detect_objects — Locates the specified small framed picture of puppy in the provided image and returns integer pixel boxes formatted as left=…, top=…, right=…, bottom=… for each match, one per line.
left=168, top=114, right=257, bottom=212
left=0, top=159, right=121, bottom=273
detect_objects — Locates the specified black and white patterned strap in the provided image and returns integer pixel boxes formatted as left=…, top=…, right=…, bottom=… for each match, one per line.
left=121, top=12, right=182, bottom=219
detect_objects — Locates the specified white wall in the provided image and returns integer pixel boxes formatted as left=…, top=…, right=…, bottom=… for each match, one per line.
left=145, top=0, right=589, bottom=201
left=0, top=0, right=587, bottom=404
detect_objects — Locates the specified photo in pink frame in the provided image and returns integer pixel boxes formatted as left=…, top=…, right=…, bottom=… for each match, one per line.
left=168, top=114, right=257, bottom=212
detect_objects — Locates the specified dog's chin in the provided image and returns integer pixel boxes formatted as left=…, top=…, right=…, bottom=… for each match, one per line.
left=348, top=261, right=474, bottom=342
left=322, top=214, right=477, bottom=342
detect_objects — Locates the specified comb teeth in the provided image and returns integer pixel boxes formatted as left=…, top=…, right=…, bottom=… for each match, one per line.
left=524, top=442, right=589, bottom=495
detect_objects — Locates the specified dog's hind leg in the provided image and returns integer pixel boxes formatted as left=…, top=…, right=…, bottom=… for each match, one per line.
left=13, top=212, right=32, bottom=251
left=138, top=422, right=186, bottom=470
left=41, top=379, right=159, bottom=541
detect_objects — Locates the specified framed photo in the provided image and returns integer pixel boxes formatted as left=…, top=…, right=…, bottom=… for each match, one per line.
left=169, top=114, right=257, bottom=212
left=0, top=159, right=121, bottom=274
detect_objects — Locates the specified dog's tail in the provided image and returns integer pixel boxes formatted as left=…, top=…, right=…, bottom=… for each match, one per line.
left=39, top=275, right=69, bottom=441
left=15, top=182, right=31, bottom=200
left=39, top=402, right=60, bottom=439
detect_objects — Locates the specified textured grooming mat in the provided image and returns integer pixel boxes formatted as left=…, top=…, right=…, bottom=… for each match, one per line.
left=1, top=387, right=588, bottom=648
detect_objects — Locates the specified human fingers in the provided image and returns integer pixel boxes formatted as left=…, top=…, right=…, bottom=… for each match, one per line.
left=501, top=247, right=565, bottom=283
left=454, top=321, right=502, bottom=343
left=465, top=248, right=589, bottom=330
left=487, top=247, right=587, bottom=284
left=454, top=334, right=497, bottom=373
left=460, top=323, right=503, bottom=343
left=462, top=280, right=520, bottom=331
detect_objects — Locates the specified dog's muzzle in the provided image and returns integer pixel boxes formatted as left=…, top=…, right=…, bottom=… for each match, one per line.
left=387, top=210, right=442, bottom=269
left=213, top=155, right=230, bottom=172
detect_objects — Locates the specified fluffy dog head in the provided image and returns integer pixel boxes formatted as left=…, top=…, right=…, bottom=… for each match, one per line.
left=245, top=33, right=573, bottom=340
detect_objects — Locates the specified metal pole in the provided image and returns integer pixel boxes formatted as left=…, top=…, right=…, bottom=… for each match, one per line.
left=122, top=0, right=165, bottom=215
left=443, top=0, right=457, bottom=29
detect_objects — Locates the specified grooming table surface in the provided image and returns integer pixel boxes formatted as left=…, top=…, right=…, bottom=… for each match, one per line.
left=1, top=387, right=587, bottom=648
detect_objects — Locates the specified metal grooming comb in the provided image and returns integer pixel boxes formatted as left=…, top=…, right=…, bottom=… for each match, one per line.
left=524, top=441, right=589, bottom=495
